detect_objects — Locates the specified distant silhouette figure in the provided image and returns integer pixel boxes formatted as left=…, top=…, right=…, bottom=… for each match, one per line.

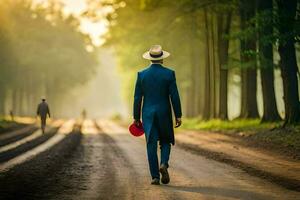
left=81, top=109, right=87, bottom=120
left=37, top=97, right=50, bottom=133
left=9, top=110, right=14, bottom=121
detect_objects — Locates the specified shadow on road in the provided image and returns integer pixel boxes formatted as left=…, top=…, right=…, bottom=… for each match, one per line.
left=163, top=185, right=272, bottom=200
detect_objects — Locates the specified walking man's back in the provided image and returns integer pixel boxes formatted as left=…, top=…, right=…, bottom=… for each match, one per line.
left=133, top=45, right=182, bottom=185
left=37, top=97, right=51, bottom=133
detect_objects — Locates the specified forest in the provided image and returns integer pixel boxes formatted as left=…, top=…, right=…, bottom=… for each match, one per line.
left=0, top=1, right=299, bottom=197
left=103, top=0, right=300, bottom=124
left=0, top=0, right=299, bottom=125
left=0, top=0, right=98, bottom=117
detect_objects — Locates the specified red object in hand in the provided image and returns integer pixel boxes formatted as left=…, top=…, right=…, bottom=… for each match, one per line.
left=129, top=122, right=144, bottom=137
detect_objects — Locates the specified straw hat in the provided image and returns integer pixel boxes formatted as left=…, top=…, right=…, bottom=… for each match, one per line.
left=41, top=96, right=46, bottom=100
left=142, top=45, right=170, bottom=60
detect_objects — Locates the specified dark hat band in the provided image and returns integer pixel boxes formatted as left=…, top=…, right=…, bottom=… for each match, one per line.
left=150, top=51, right=163, bottom=58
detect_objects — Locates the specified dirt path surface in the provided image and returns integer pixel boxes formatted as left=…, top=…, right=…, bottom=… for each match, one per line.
left=95, top=120, right=300, bottom=200
left=175, top=130, right=300, bottom=190
left=0, top=119, right=299, bottom=200
left=0, top=124, right=38, bottom=146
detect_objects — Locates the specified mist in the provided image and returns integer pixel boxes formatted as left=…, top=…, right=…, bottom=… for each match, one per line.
left=59, top=48, right=128, bottom=119
left=0, top=0, right=299, bottom=124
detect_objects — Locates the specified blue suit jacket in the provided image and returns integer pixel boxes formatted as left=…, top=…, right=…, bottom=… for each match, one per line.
left=133, top=64, right=182, bottom=145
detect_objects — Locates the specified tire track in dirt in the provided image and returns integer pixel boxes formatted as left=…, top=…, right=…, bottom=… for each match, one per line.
left=24, top=120, right=137, bottom=200
left=0, top=130, right=81, bottom=200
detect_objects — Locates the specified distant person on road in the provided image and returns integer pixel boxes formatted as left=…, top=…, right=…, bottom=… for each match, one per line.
left=133, top=45, right=182, bottom=185
left=81, top=109, right=87, bottom=120
left=37, top=97, right=51, bottom=133
left=9, top=110, right=14, bottom=121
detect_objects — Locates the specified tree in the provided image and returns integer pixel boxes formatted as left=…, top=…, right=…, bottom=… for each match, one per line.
left=0, top=2, right=15, bottom=116
left=276, top=0, right=300, bottom=124
left=0, top=0, right=98, bottom=117
left=257, top=0, right=281, bottom=122
left=103, top=0, right=298, bottom=122
left=239, top=0, right=259, bottom=119
left=217, top=10, right=232, bottom=120
left=202, top=8, right=212, bottom=120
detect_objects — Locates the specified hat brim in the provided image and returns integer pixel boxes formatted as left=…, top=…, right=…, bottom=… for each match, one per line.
left=142, top=51, right=170, bottom=60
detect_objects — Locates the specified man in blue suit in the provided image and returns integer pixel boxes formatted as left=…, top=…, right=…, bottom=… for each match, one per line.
left=133, top=45, right=182, bottom=185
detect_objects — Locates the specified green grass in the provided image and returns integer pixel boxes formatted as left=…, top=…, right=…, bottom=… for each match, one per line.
left=181, top=118, right=300, bottom=153
left=181, top=118, right=280, bottom=132
left=0, top=118, right=14, bottom=129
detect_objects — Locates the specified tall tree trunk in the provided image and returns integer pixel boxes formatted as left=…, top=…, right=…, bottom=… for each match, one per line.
left=16, top=89, right=22, bottom=116
left=0, top=87, right=6, bottom=116
left=258, top=0, right=281, bottom=122
left=277, top=0, right=300, bottom=124
left=19, top=86, right=25, bottom=116
left=239, top=0, right=259, bottom=118
left=188, top=66, right=196, bottom=117
left=203, top=8, right=211, bottom=120
left=190, top=12, right=201, bottom=117
left=210, top=13, right=217, bottom=118
left=185, top=89, right=194, bottom=117
left=12, top=89, right=17, bottom=116
left=217, top=12, right=232, bottom=120
left=187, top=36, right=197, bottom=117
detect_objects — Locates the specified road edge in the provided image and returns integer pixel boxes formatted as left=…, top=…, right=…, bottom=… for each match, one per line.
left=177, top=141, right=300, bottom=192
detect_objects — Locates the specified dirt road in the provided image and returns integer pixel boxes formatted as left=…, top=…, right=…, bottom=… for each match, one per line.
left=0, top=119, right=299, bottom=200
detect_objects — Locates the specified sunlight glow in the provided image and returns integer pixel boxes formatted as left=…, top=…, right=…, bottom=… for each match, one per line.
left=62, top=0, right=111, bottom=46
left=80, top=18, right=108, bottom=46
left=32, top=0, right=111, bottom=46
left=62, top=0, right=86, bottom=15
left=81, top=119, right=99, bottom=134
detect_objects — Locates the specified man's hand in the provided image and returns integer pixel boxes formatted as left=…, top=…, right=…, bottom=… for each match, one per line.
left=175, top=118, right=182, bottom=128
left=134, top=119, right=142, bottom=127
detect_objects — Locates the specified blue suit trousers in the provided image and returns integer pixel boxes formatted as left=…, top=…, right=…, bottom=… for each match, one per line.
left=146, top=119, right=171, bottom=179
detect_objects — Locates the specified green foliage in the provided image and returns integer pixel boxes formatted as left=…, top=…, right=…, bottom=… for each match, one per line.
left=0, top=119, right=15, bottom=129
left=105, top=0, right=219, bottom=110
left=181, top=118, right=300, bottom=151
left=230, top=1, right=300, bottom=70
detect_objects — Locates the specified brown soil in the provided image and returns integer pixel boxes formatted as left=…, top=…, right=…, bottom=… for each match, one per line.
left=0, top=120, right=299, bottom=199
left=175, top=130, right=300, bottom=191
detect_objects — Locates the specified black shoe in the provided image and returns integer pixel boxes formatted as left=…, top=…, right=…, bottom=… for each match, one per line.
left=151, top=178, right=160, bottom=185
left=159, top=164, right=170, bottom=184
